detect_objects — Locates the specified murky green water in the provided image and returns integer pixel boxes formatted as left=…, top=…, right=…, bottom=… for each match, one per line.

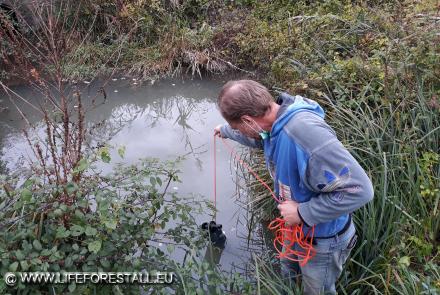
left=0, top=77, right=259, bottom=271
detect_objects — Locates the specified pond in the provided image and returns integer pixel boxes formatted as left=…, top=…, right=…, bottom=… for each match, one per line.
left=0, top=76, right=265, bottom=273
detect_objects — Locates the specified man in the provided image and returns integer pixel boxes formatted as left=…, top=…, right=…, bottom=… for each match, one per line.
left=214, top=80, right=374, bottom=294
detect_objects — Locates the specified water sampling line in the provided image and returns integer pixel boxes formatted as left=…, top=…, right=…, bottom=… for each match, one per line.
left=215, top=135, right=316, bottom=266
left=200, top=135, right=227, bottom=249
left=213, top=132, right=217, bottom=223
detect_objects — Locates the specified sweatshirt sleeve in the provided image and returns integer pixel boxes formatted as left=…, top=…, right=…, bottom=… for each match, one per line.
left=220, top=124, right=263, bottom=149
left=283, top=112, right=374, bottom=226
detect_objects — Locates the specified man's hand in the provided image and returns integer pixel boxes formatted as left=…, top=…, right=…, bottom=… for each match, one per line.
left=214, top=124, right=226, bottom=138
left=277, top=200, right=301, bottom=226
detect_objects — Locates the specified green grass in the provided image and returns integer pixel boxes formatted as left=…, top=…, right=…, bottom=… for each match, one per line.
left=241, top=77, right=439, bottom=294
left=328, top=79, right=439, bottom=294
left=227, top=2, right=439, bottom=293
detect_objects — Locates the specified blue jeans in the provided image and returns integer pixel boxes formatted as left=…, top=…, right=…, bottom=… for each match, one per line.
left=281, top=221, right=357, bottom=295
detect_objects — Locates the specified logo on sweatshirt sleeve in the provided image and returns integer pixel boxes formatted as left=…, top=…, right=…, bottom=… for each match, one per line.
left=317, top=166, right=350, bottom=193
left=316, top=166, right=361, bottom=201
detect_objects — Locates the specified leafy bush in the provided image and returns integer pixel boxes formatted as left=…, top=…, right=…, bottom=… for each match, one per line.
left=0, top=156, right=253, bottom=294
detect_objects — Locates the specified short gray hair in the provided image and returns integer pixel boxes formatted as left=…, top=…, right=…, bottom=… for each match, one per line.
left=217, top=80, right=273, bottom=122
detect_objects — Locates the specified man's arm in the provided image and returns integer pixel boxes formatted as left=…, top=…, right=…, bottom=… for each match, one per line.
left=297, top=139, right=374, bottom=225
left=217, top=124, right=263, bottom=149
left=283, top=112, right=374, bottom=226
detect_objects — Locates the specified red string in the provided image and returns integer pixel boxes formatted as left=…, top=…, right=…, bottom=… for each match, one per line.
left=213, top=134, right=217, bottom=223
left=214, top=135, right=316, bottom=266
left=267, top=219, right=316, bottom=266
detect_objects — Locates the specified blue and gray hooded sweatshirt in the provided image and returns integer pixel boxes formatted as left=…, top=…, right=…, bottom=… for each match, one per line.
left=220, top=93, right=374, bottom=238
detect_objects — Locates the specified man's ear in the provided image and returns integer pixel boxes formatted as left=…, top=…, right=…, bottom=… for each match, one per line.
left=241, top=115, right=252, bottom=124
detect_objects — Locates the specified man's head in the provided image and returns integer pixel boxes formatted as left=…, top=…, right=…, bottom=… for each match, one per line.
left=217, top=80, right=275, bottom=139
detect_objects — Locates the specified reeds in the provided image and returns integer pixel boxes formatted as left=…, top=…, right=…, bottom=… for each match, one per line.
left=241, top=77, right=439, bottom=294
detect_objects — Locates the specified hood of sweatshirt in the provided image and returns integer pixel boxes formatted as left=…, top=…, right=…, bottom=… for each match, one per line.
left=271, top=92, right=325, bottom=137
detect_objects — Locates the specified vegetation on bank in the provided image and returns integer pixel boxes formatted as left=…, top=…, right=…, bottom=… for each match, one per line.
left=0, top=0, right=439, bottom=294
left=235, top=1, right=440, bottom=294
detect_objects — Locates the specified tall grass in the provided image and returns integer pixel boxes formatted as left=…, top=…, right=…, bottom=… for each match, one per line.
left=240, top=77, right=439, bottom=294
left=225, top=1, right=440, bottom=293
left=327, top=77, right=439, bottom=294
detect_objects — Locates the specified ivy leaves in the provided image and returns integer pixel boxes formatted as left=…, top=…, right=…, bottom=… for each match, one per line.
left=87, top=240, right=102, bottom=254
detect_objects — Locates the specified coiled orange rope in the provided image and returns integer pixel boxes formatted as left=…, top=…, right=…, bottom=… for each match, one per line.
left=214, top=135, right=316, bottom=266
left=267, top=219, right=316, bottom=266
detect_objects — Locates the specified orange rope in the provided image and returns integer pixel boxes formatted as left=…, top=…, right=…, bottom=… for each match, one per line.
left=215, top=136, right=316, bottom=266
left=213, top=134, right=217, bottom=223
left=267, top=219, right=316, bottom=266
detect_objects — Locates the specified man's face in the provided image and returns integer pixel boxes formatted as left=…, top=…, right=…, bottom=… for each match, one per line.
left=229, top=119, right=260, bottom=139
